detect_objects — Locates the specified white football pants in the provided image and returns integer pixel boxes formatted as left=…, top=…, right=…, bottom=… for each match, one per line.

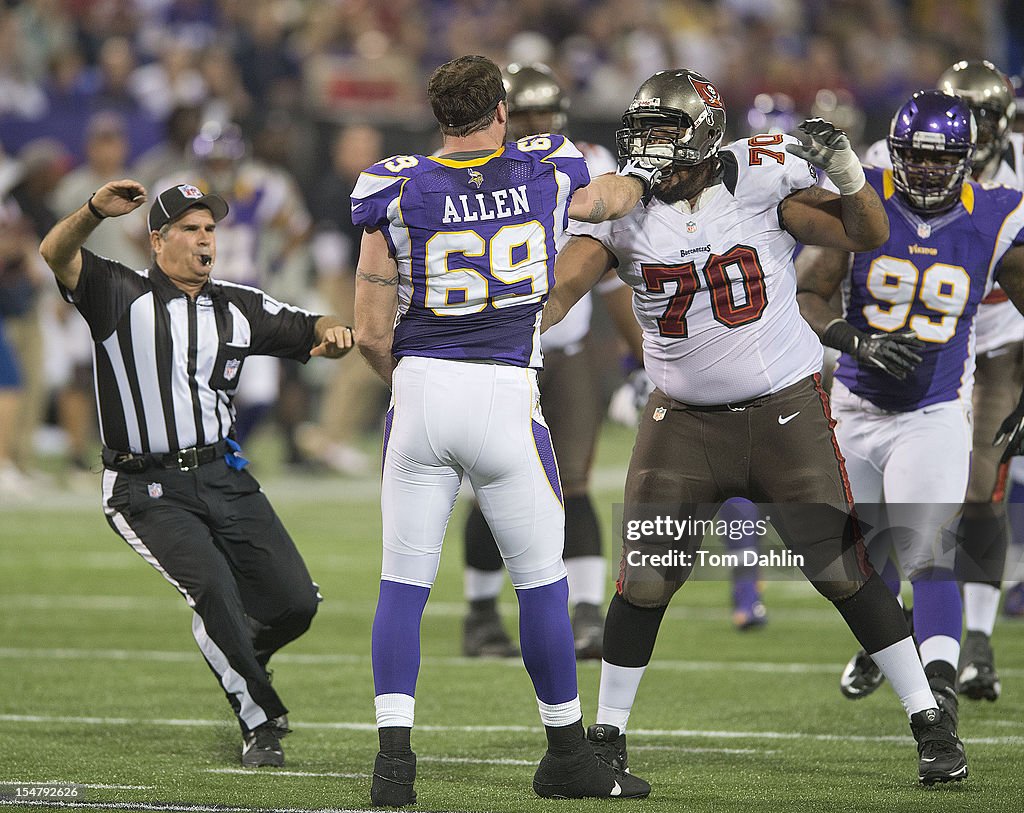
left=380, top=356, right=567, bottom=589
left=830, top=380, right=971, bottom=576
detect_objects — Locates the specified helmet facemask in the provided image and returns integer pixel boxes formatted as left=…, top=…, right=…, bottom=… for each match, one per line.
left=890, top=145, right=973, bottom=213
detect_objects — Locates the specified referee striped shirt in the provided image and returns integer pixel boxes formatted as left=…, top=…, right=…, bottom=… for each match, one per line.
left=60, top=249, right=321, bottom=454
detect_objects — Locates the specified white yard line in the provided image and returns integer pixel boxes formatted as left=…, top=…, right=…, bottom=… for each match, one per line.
left=0, top=713, right=1021, bottom=746
left=3, top=645, right=1023, bottom=679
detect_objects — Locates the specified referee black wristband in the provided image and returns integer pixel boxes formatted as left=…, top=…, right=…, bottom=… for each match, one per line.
left=821, top=318, right=865, bottom=355
left=87, top=194, right=106, bottom=220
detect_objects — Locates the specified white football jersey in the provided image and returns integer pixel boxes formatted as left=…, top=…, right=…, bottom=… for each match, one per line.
left=544, top=140, right=619, bottom=352
left=569, top=134, right=823, bottom=405
left=866, top=133, right=1024, bottom=353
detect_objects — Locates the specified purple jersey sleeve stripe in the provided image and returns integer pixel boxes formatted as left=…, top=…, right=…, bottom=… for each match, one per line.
left=531, top=419, right=563, bottom=506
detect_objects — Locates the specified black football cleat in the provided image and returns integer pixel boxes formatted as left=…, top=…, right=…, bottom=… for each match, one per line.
left=370, top=751, right=417, bottom=807
left=533, top=743, right=650, bottom=799
left=572, top=602, right=605, bottom=660
left=587, top=723, right=629, bottom=773
left=839, top=649, right=885, bottom=699
left=957, top=630, right=1001, bottom=701
left=463, top=608, right=519, bottom=658
left=910, top=707, right=968, bottom=786
left=241, top=721, right=284, bottom=767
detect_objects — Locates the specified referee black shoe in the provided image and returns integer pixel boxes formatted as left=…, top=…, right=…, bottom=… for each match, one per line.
left=909, top=707, right=968, bottom=786
left=371, top=751, right=417, bottom=807
left=533, top=742, right=650, bottom=799
left=241, top=721, right=284, bottom=767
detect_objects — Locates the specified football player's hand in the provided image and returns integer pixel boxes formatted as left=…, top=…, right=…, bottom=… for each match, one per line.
left=785, top=118, right=865, bottom=195
left=854, top=328, right=925, bottom=380
left=608, top=367, right=655, bottom=427
left=994, top=391, right=1024, bottom=463
left=619, top=155, right=673, bottom=196
left=822, top=320, right=924, bottom=380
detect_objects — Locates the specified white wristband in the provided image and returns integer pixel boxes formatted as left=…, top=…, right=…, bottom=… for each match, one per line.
left=827, top=151, right=866, bottom=196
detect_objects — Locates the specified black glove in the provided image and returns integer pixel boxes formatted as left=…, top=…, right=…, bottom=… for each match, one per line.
left=822, top=320, right=924, bottom=381
left=994, top=389, right=1024, bottom=464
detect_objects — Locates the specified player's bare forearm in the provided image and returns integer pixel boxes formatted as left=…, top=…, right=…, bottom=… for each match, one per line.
left=353, top=228, right=400, bottom=385
left=795, top=245, right=850, bottom=336
left=839, top=184, right=889, bottom=250
left=567, top=174, right=644, bottom=222
left=782, top=185, right=889, bottom=253
left=995, top=245, right=1024, bottom=317
left=542, top=236, right=615, bottom=332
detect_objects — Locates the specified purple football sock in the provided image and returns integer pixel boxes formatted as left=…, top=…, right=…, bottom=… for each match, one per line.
left=372, top=580, right=430, bottom=696
left=911, top=570, right=962, bottom=648
left=516, top=577, right=578, bottom=705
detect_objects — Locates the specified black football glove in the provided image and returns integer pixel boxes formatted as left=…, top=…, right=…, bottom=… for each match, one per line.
left=822, top=320, right=925, bottom=381
left=994, top=389, right=1024, bottom=464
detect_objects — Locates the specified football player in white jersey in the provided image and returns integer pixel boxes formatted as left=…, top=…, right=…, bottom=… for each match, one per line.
left=460, top=62, right=638, bottom=660
left=352, top=54, right=667, bottom=804
left=543, top=68, right=968, bottom=787
left=843, top=61, right=1024, bottom=703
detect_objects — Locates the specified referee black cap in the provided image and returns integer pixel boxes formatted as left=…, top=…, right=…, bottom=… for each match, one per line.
left=149, top=183, right=229, bottom=232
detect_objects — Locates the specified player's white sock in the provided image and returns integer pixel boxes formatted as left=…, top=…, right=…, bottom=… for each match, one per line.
left=596, top=662, right=646, bottom=733
left=566, top=556, right=606, bottom=607
left=537, top=696, right=582, bottom=728
left=919, top=635, right=960, bottom=674
left=869, top=637, right=935, bottom=716
left=464, top=567, right=505, bottom=602
left=375, top=693, right=415, bottom=728
left=963, top=582, right=1000, bottom=636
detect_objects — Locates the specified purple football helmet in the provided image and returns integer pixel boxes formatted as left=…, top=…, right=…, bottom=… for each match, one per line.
left=888, top=90, right=976, bottom=213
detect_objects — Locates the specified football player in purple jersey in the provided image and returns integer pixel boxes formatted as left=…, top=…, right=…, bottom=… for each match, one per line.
left=841, top=62, right=1024, bottom=704
left=798, top=90, right=1024, bottom=778
left=350, top=54, right=666, bottom=805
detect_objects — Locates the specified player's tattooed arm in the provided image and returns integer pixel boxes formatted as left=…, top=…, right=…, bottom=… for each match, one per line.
left=354, top=229, right=400, bottom=386
left=781, top=184, right=890, bottom=252
left=794, top=244, right=850, bottom=336
left=542, top=236, right=616, bottom=332
left=567, top=174, right=644, bottom=222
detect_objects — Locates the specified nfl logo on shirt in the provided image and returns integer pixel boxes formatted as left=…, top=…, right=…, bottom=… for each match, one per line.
left=223, top=358, right=241, bottom=382
left=147, top=482, right=163, bottom=499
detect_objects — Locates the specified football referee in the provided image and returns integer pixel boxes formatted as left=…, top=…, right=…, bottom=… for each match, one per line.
left=39, top=178, right=355, bottom=768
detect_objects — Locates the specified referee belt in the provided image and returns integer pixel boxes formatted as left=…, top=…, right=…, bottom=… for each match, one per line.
left=102, top=440, right=230, bottom=473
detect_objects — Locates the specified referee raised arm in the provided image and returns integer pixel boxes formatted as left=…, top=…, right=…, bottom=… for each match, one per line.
left=39, top=179, right=355, bottom=768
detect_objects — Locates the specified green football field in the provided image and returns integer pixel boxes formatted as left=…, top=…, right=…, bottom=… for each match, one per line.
left=2, top=424, right=1022, bottom=813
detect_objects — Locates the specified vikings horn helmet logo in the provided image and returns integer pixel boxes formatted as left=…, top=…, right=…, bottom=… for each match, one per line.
left=468, top=168, right=484, bottom=188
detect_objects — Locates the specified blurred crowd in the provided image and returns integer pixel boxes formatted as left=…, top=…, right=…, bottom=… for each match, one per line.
left=1, top=0, right=1023, bottom=498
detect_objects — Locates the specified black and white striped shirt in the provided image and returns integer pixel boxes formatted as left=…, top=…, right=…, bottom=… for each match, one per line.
left=61, top=249, right=320, bottom=454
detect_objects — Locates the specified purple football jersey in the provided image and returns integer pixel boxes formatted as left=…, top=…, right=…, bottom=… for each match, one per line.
left=835, top=167, right=1024, bottom=410
left=350, top=135, right=591, bottom=367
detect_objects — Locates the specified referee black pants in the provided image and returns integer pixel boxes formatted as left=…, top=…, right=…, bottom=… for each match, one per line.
left=101, top=460, right=320, bottom=734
